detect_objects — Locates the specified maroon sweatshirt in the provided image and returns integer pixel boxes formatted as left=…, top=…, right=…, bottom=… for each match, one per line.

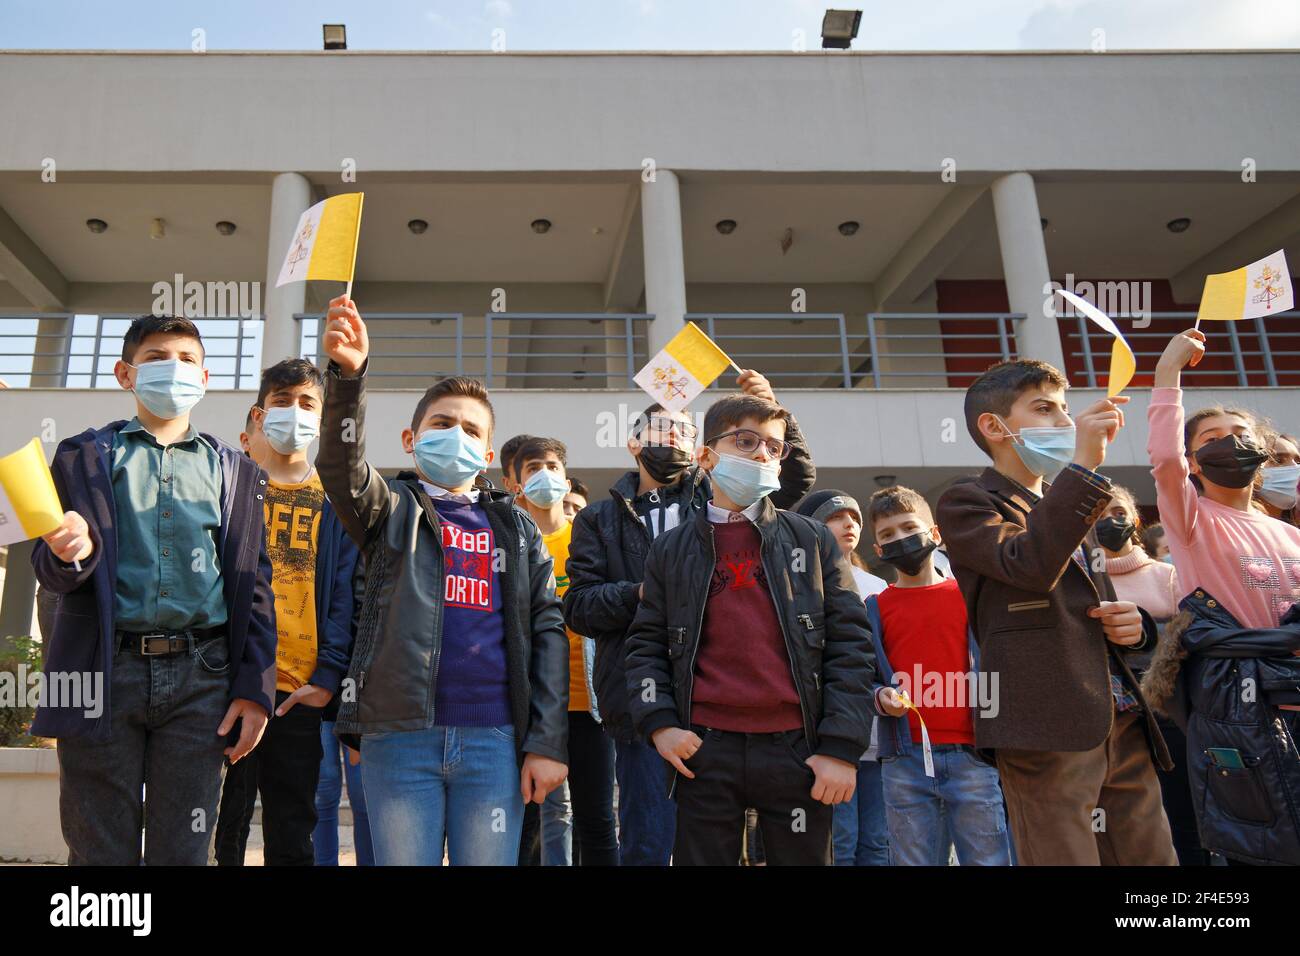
left=691, top=519, right=803, bottom=732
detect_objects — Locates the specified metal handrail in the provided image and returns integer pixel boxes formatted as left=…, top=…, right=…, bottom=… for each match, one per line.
left=1057, top=311, right=1298, bottom=387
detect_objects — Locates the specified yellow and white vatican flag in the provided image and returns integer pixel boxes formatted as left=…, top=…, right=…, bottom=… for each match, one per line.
left=634, top=322, right=739, bottom=413
left=1196, top=249, right=1293, bottom=325
left=0, top=438, right=63, bottom=546
left=275, top=193, right=365, bottom=295
left=1057, top=289, right=1136, bottom=397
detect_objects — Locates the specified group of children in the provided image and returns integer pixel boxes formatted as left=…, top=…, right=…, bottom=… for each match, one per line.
left=28, top=301, right=1300, bottom=866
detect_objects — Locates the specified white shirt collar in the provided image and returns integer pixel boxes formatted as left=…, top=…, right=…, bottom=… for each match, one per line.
left=707, top=499, right=762, bottom=524
left=419, top=479, right=480, bottom=503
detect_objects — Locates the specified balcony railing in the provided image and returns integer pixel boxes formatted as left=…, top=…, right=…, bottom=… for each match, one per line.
left=7, top=309, right=1297, bottom=392
left=1058, top=312, right=1300, bottom=388
left=0, top=314, right=262, bottom=389
left=296, top=312, right=653, bottom=388
left=687, top=312, right=1025, bottom=389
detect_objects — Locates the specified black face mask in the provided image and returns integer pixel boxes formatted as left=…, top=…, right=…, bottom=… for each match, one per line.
left=1095, top=515, right=1135, bottom=552
left=1193, top=434, right=1268, bottom=489
left=879, top=532, right=938, bottom=577
left=638, top=443, right=693, bottom=484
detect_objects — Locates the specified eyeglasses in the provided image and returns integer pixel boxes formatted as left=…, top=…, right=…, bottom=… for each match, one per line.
left=641, top=416, right=698, bottom=441
left=706, top=428, right=791, bottom=460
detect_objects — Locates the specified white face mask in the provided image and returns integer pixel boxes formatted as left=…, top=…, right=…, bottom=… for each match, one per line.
left=260, top=405, right=321, bottom=454
left=1260, top=464, right=1300, bottom=509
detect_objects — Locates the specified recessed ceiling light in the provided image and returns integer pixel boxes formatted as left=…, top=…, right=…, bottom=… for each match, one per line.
left=86, top=218, right=107, bottom=234
left=715, top=219, right=737, bottom=235
left=215, top=221, right=236, bottom=236
left=531, top=218, right=552, bottom=234
left=838, top=220, right=860, bottom=236
left=408, top=219, right=428, bottom=234
left=1167, top=217, right=1191, bottom=233
left=150, top=218, right=165, bottom=240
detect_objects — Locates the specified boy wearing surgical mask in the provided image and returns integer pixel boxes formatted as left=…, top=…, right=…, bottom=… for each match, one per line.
left=213, top=358, right=360, bottom=866
left=32, top=315, right=278, bottom=865
left=624, top=394, right=876, bottom=865
left=937, top=359, right=1176, bottom=866
left=513, top=437, right=617, bottom=866
left=318, top=296, right=570, bottom=866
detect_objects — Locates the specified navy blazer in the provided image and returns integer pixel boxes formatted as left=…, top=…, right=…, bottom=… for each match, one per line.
left=30, top=420, right=278, bottom=739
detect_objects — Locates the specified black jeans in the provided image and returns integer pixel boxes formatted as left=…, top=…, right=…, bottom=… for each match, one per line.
left=214, top=689, right=325, bottom=866
left=673, top=725, right=832, bottom=866
left=564, top=710, right=619, bottom=865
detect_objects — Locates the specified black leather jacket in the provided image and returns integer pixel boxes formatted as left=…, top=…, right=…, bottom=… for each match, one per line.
left=317, top=362, right=569, bottom=763
left=624, top=496, right=878, bottom=793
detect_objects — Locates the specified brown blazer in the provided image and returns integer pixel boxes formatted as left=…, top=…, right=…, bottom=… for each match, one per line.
left=937, top=466, right=1171, bottom=768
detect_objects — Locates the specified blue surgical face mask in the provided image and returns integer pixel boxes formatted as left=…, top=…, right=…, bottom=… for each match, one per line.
left=1160, top=553, right=1175, bottom=565
left=261, top=405, right=320, bottom=454
left=128, top=358, right=206, bottom=419
left=1259, top=464, right=1300, bottom=509
left=994, top=415, right=1076, bottom=481
left=413, top=425, right=488, bottom=489
left=707, top=449, right=781, bottom=507
left=522, top=468, right=569, bottom=508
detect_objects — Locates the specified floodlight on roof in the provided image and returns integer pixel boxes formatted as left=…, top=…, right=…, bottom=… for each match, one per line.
left=821, top=9, right=862, bottom=49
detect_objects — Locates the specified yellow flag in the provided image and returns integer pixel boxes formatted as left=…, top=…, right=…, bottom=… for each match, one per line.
left=633, top=323, right=736, bottom=412
left=275, top=193, right=365, bottom=287
left=1197, top=250, right=1293, bottom=322
left=1057, top=289, right=1136, bottom=397
left=0, top=438, right=63, bottom=545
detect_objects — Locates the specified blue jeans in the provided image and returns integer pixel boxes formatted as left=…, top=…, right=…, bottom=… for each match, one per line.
left=882, top=745, right=1012, bottom=866
left=314, top=720, right=374, bottom=866
left=832, top=759, right=890, bottom=865
left=614, top=737, right=675, bottom=866
left=361, top=725, right=524, bottom=866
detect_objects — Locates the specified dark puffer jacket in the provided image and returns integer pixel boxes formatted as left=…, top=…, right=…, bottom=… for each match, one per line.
left=624, top=496, right=877, bottom=794
left=1142, top=587, right=1300, bottom=866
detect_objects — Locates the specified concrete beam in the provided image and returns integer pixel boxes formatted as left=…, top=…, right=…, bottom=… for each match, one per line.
left=0, top=204, right=68, bottom=310
left=875, top=187, right=989, bottom=306
left=1170, top=191, right=1300, bottom=303
left=603, top=184, right=644, bottom=311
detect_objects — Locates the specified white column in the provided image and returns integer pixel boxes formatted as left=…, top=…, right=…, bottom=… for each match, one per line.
left=260, top=172, right=313, bottom=369
left=991, top=172, right=1064, bottom=370
left=640, top=169, right=688, bottom=356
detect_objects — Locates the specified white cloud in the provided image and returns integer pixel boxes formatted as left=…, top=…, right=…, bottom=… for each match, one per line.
left=485, top=0, right=513, bottom=21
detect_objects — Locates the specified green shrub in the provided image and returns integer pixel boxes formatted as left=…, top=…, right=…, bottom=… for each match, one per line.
left=0, top=636, right=44, bottom=748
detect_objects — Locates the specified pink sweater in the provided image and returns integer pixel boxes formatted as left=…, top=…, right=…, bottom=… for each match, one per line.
left=1148, top=386, right=1300, bottom=628
left=1105, top=548, right=1180, bottom=620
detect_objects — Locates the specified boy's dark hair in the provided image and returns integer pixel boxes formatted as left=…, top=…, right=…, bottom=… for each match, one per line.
left=702, top=395, right=789, bottom=446
left=568, top=476, right=590, bottom=499
left=963, top=360, right=1069, bottom=455
left=866, top=485, right=933, bottom=540
left=631, top=402, right=666, bottom=440
left=410, top=376, right=495, bottom=436
left=257, top=358, right=325, bottom=409
left=513, top=436, right=568, bottom=481
left=121, top=315, right=204, bottom=364
left=499, top=434, right=535, bottom=479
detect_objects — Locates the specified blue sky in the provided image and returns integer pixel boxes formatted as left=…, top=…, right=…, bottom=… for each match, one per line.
left=1, top=0, right=1297, bottom=51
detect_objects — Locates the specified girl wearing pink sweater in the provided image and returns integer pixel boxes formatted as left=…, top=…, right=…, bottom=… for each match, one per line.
left=1097, top=484, right=1180, bottom=622
left=1148, top=329, right=1300, bottom=629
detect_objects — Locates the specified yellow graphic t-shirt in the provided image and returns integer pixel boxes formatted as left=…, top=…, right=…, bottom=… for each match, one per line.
left=265, top=472, right=325, bottom=693
left=541, top=520, right=589, bottom=712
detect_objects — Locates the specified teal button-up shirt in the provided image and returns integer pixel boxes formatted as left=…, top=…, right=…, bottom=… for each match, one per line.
left=111, top=418, right=228, bottom=632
